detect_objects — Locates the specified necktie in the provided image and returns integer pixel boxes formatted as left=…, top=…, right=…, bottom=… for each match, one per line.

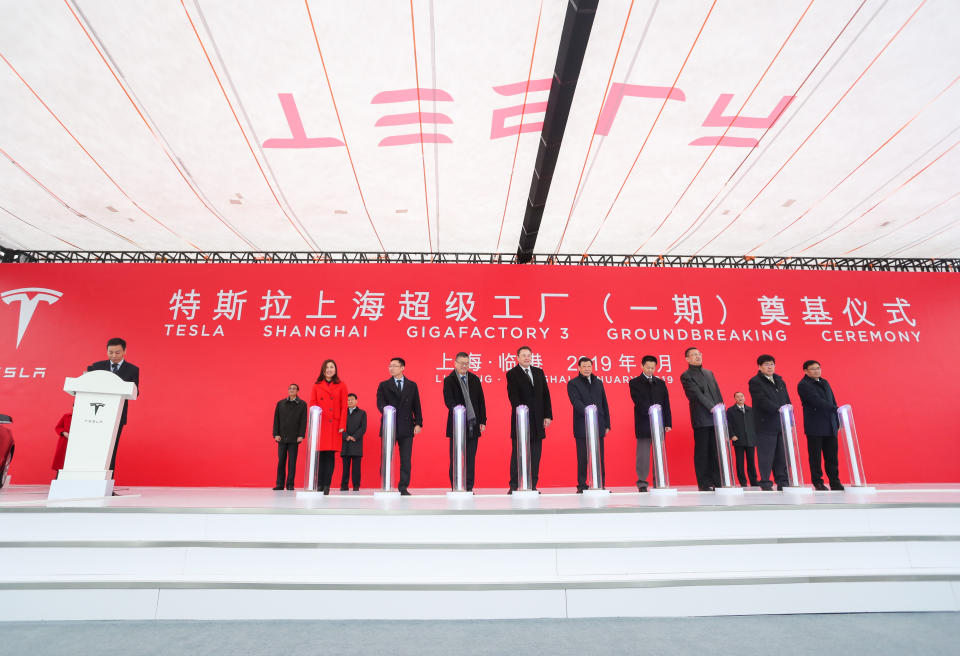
left=524, top=368, right=534, bottom=385
left=396, top=378, right=402, bottom=393
left=111, top=363, right=119, bottom=374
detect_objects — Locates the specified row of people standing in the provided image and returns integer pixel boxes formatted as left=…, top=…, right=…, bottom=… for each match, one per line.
left=271, top=346, right=845, bottom=494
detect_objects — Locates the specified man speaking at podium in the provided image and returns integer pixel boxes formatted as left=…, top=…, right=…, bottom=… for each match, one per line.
left=87, top=337, right=140, bottom=475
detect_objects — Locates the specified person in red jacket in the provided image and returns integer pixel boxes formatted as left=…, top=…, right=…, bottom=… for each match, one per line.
left=52, top=412, right=72, bottom=474
left=309, top=359, right=348, bottom=494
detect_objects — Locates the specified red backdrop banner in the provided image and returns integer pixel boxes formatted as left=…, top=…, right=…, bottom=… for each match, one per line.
left=1, top=263, right=958, bottom=488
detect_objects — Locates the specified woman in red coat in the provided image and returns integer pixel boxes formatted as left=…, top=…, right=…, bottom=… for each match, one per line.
left=309, top=359, right=348, bottom=494
left=52, top=412, right=72, bottom=474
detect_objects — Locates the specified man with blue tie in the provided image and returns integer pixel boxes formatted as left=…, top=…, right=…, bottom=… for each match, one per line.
left=442, top=352, right=487, bottom=491
left=375, top=357, right=422, bottom=495
left=86, top=337, right=140, bottom=477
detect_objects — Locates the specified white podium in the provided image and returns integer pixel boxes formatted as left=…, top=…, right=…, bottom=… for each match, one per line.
left=49, top=371, right=138, bottom=500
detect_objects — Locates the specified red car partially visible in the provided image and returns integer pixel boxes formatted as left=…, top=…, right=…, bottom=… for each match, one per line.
left=0, top=414, right=13, bottom=488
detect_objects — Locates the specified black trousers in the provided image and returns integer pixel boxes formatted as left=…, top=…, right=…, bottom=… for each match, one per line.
left=693, top=427, right=720, bottom=489
left=756, top=430, right=788, bottom=489
left=448, top=438, right=479, bottom=491
left=575, top=436, right=605, bottom=490
left=276, top=441, right=300, bottom=488
left=340, top=455, right=361, bottom=490
left=806, top=433, right=841, bottom=485
left=314, top=450, right=336, bottom=490
left=509, top=437, right=543, bottom=490
left=396, top=435, right=413, bottom=492
left=733, top=443, right=759, bottom=487
left=109, top=424, right=124, bottom=474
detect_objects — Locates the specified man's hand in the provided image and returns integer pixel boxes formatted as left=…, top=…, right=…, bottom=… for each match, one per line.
left=413, top=425, right=422, bottom=435
left=604, top=428, right=610, bottom=436
left=479, top=424, right=486, bottom=433
left=664, top=427, right=671, bottom=432
left=296, top=437, right=303, bottom=443
left=346, top=436, right=356, bottom=442
left=731, top=435, right=739, bottom=442
left=543, top=418, right=552, bottom=428
left=274, top=436, right=281, bottom=443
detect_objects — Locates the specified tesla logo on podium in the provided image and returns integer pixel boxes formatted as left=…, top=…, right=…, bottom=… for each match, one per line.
left=90, top=402, right=105, bottom=416
left=1, top=288, right=62, bottom=348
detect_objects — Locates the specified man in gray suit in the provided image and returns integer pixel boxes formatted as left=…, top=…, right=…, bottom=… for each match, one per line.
left=680, top=347, right=723, bottom=491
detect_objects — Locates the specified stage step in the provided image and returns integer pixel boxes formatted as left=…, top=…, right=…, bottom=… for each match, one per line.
left=1, top=498, right=959, bottom=620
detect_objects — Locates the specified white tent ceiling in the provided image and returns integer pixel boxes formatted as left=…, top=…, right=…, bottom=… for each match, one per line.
left=1, top=0, right=958, bottom=258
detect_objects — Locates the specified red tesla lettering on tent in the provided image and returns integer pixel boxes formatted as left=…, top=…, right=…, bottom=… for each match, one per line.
left=594, top=83, right=687, bottom=136
left=262, top=94, right=345, bottom=149
left=490, top=78, right=552, bottom=139
left=689, top=94, right=795, bottom=147
left=372, top=88, right=454, bottom=147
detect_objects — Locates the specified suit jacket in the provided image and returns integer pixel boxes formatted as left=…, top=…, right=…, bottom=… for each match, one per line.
left=87, top=359, right=140, bottom=425
left=566, top=374, right=611, bottom=440
left=273, top=397, right=307, bottom=443
left=628, top=375, right=672, bottom=438
left=342, top=407, right=367, bottom=457
left=442, top=370, right=487, bottom=439
left=748, top=372, right=792, bottom=435
left=680, top=365, right=722, bottom=429
left=797, top=376, right=839, bottom=436
left=376, top=377, right=423, bottom=439
left=726, top=403, right=758, bottom=448
left=506, top=365, right=552, bottom=440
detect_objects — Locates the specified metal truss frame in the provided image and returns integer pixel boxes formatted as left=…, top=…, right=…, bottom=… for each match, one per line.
left=2, top=248, right=957, bottom=272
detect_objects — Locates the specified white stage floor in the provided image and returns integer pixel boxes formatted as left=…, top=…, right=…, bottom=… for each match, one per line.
left=2, top=483, right=959, bottom=512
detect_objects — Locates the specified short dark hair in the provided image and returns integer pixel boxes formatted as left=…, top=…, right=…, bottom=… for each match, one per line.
left=107, top=337, right=126, bottom=350
left=577, top=356, right=593, bottom=366
left=641, top=355, right=657, bottom=366
left=454, top=351, right=469, bottom=361
left=289, top=383, right=299, bottom=390
left=516, top=346, right=532, bottom=356
left=757, top=354, right=775, bottom=366
left=391, top=357, right=406, bottom=367
left=802, top=359, right=820, bottom=370
left=347, top=393, right=357, bottom=400
left=684, top=346, right=699, bottom=357
left=734, top=390, right=744, bottom=396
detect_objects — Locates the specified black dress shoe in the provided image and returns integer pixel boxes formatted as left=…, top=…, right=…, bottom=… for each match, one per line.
left=399, top=489, right=411, bottom=496
left=507, top=489, right=514, bottom=495
left=698, top=486, right=715, bottom=492
left=323, top=486, right=330, bottom=495
left=286, top=485, right=294, bottom=490
left=272, top=485, right=283, bottom=491
left=576, top=488, right=584, bottom=494
left=638, top=485, right=649, bottom=492
left=813, top=481, right=828, bottom=491
left=340, top=486, right=349, bottom=491
left=760, top=484, right=774, bottom=491
left=830, top=482, right=845, bottom=491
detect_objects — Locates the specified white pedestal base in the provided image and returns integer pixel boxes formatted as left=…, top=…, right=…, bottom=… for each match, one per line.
left=373, top=490, right=401, bottom=498
left=715, top=486, right=745, bottom=496
left=2, top=475, right=10, bottom=487
left=649, top=487, right=678, bottom=496
left=784, top=485, right=815, bottom=495
left=510, top=490, right=540, bottom=500
left=582, top=489, right=611, bottom=498
left=847, top=485, right=878, bottom=494
left=48, top=478, right=114, bottom=500
left=446, top=491, right=474, bottom=500
left=295, top=490, right=325, bottom=499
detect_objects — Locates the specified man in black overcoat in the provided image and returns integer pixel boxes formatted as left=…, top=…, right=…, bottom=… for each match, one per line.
left=340, top=392, right=367, bottom=491
left=748, top=354, right=791, bottom=491
left=505, top=346, right=553, bottom=491
left=273, top=383, right=307, bottom=490
left=726, top=391, right=759, bottom=487
left=567, top=357, right=611, bottom=491
left=87, top=337, right=140, bottom=476
left=679, top=347, right=723, bottom=490
left=442, top=352, right=487, bottom=491
left=797, top=360, right=844, bottom=491
left=375, top=357, right=423, bottom=495
left=628, top=355, right=672, bottom=492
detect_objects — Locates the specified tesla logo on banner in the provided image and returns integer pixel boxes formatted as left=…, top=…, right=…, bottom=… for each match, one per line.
left=1, top=287, right=63, bottom=348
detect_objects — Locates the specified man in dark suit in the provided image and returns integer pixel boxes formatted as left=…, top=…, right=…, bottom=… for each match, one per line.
left=628, top=355, right=672, bottom=492
left=86, top=337, right=140, bottom=476
left=567, top=357, right=610, bottom=492
left=748, top=354, right=790, bottom=491
left=726, top=391, right=759, bottom=487
left=679, top=347, right=723, bottom=491
left=506, top=345, right=553, bottom=492
left=272, top=383, right=307, bottom=490
left=442, top=352, right=487, bottom=491
left=375, top=357, right=422, bottom=495
left=340, top=393, right=367, bottom=491
left=797, top=360, right=844, bottom=491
